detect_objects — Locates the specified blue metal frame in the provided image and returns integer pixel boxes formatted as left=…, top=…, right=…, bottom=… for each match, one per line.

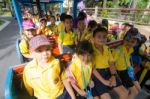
left=5, top=67, right=16, bottom=99
left=12, top=0, right=22, bottom=35
left=16, top=38, right=24, bottom=64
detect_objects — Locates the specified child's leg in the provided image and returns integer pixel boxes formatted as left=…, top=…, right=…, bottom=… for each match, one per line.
left=100, top=93, right=111, bottom=99
left=113, top=85, right=128, bottom=99
left=134, top=81, right=141, bottom=91
left=128, top=86, right=138, bottom=99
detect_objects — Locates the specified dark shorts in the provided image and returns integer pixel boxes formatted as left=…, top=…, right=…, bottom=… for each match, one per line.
left=62, top=45, right=75, bottom=54
left=117, top=70, right=134, bottom=89
left=92, top=68, right=122, bottom=97
left=57, top=88, right=71, bottom=99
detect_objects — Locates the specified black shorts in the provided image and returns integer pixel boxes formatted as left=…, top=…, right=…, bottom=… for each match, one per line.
left=57, top=88, right=71, bottom=99
left=92, top=68, right=122, bottom=97
left=117, top=70, right=134, bottom=89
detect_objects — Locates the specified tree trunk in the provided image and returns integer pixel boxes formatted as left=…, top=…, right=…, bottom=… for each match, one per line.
left=142, top=0, right=150, bottom=19
left=131, top=0, right=137, bottom=8
left=113, top=0, right=119, bottom=7
left=103, top=0, right=107, bottom=8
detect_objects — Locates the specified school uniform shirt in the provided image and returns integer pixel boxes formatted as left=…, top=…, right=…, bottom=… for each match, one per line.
left=58, top=30, right=75, bottom=46
left=23, top=57, right=67, bottom=99
left=39, top=27, right=52, bottom=36
left=118, top=31, right=126, bottom=39
left=56, top=22, right=65, bottom=34
left=84, top=30, right=93, bottom=40
left=92, top=43, right=114, bottom=69
left=112, top=45, right=134, bottom=71
left=74, top=28, right=87, bottom=43
left=19, top=37, right=29, bottom=56
left=69, top=56, right=93, bottom=90
left=48, top=24, right=57, bottom=33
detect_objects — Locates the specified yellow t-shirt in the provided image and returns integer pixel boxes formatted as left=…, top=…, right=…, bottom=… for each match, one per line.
left=48, top=24, right=57, bottom=34
left=19, top=39, right=29, bottom=56
left=74, top=29, right=87, bottom=43
left=112, top=45, right=133, bottom=71
left=58, top=30, right=75, bottom=46
left=39, top=27, right=52, bottom=36
left=70, top=55, right=93, bottom=90
left=92, top=44, right=114, bottom=69
left=84, top=30, right=92, bottom=40
left=118, top=31, right=126, bottom=40
left=56, top=22, right=64, bottom=34
left=23, top=57, right=66, bottom=99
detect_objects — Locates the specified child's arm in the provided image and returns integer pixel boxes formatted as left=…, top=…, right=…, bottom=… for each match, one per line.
left=71, top=82, right=86, bottom=97
left=109, top=61, right=117, bottom=86
left=58, top=42, right=63, bottom=54
left=92, top=68, right=111, bottom=87
left=62, top=79, right=76, bottom=99
left=23, top=70, right=34, bottom=96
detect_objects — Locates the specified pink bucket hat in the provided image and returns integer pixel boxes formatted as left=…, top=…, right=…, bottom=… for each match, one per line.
left=29, top=35, right=50, bottom=51
left=22, top=19, right=35, bottom=30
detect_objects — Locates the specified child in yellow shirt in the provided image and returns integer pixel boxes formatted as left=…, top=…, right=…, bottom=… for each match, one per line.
left=113, top=28, right=141, bottom=99
left=58, top=15, right=75, bottom=54
left=47, top=15, right=57, bottom=34
left=23, top=35, right=76, bottom=99
left=91, top=27, right=128, bottom=99
left=19, top=19, right=36, bottom=59
left=37, top=18, right=52, bottom=35
left=68, top=40, right=94, bottom=98
left=84, top=20, right=97, bottom=40
left=75, top=17, right=87, bottom=45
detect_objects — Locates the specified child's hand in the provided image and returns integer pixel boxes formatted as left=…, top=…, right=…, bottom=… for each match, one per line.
left=103, top=80, right=111, bottom=87
left=109, top=76, right=116, bottom=87
left=79, top=90, right=86, bottom=97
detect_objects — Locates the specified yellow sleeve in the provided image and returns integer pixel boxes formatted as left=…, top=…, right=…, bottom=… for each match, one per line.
left=58, top=32, right=63, bottom=43
left=19, top=40, right=29, bottom=54
left=23, top=69, right=33, bottom=96
left=108, top=49, right=115, bottom=62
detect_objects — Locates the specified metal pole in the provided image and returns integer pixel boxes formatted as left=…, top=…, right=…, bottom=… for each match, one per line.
left=12, top=0, right=22, bottom=35
left=73, top=0, right=78, bottom=18
left=60, top=3, right=64, bottom=14
left=36, top=0, right=42, bottom=17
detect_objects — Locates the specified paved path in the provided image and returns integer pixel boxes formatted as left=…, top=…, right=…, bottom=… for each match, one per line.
left=0, top=17, right=19, bottom=99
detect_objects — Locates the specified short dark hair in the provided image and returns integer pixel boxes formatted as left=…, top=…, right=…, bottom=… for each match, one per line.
left=88, top=20, right=97, bottom=29
left=77, top=16, right=85, bottom=22
left=78, top=11, right=87, bottom=19
left=76, top=40, right=93, bottom=55
left=124, top=28, right=141, bottom=41
left=123, top=22, right=133, bottom=28
left=64, top=15, right=73, bottom=21
left=93, top=27, right=108, bottom=37
left=60, top=13, right=67, bottom=21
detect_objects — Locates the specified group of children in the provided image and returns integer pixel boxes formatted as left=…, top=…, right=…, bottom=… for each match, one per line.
left=20, top=10, right=150, bottom=99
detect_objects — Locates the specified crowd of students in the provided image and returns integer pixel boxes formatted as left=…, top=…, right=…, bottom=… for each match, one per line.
left=19, top=10, right=150, bottom=99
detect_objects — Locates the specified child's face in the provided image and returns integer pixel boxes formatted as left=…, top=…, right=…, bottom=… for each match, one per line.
left=50, top=17, right=56, bottom=24
left=64, top=19, right=73, bottom=30
left=78, top=53, right=92, bottom=64
left=124, top=38, right=137, bottom=48
left=32, top=45, right=51, bottom=63
left=93, top=32, right=107, bottom=46
left=40, top=20, right=46, bottom=27
left=24, top=29, right=36, bottom=39
left=121, top=25, right=125, bottom=30
left=77, top=20, right=86, bottom=31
